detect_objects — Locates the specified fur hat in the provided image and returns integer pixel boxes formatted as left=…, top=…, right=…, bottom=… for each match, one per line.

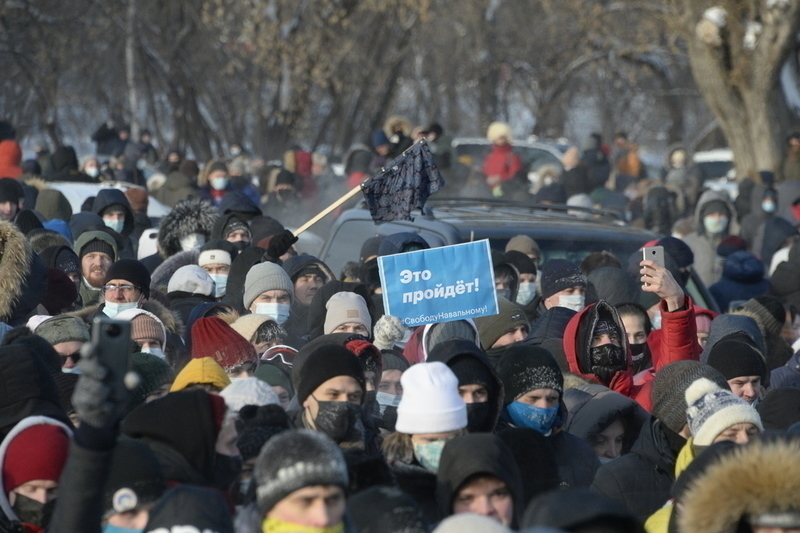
left=685, top=378, right=762, bottom=446
left=243, top=262, right=294, bottom=310
left=156, top=197, right=217, bottom=259
left=395, top=362, right=466, bottom=434
left=486, top=122, right=513, bottom=144
left=323, top=292, right=371, bottom=335
left=254, top=429, right=348, bottom=515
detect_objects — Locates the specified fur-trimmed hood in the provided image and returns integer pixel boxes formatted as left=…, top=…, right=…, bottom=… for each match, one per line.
left=0, top=221, right=41, bottom=324
left=150, top=249, right=200, bottom=294
left=156, top=198, right=218, bottom=259
left=680, top=438, right=800, bottom=533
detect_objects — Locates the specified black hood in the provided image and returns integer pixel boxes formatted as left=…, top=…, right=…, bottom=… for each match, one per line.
left=427, top=339, right=504, bottom=432
left=495, top=428, right=560, bottom=506
left=91, top=188, right=134, bottom=236
left=48, top=146, right=79, bottom=174
left=210, top=212, right=250, bottom=242
left=436, top=433, right=524, bottom=526
left=521, top=487, right=641, bottom=531
left=218, top=190, right=262, bottom=219
left=760, top=216, right=797, bottom=268
left=377, top=232, right=429, bottom=256
left=144, top=485, right=233, bottom=533
left=0, top=343, right=69, bottom=440
left=563, top=383, right=648, bottom=456
left=221, top=246, right=266, bottom=313
left=525, top=306, right=577, bottom=372
left=282, top=254, right=335, bottom=282
left=122, top=389, right=222, bottom=486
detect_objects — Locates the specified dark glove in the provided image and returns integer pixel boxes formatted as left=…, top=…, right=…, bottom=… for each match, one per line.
left=265, top=229, right=298, bottom=261
left=71, top=357, right=129, bottom=430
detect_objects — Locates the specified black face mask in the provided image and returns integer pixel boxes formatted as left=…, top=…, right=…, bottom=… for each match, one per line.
left=312, top=400, right=364, bottom=443
left=590, top=344, right=627, bottom=385
left=466, top=402, right=493, bottom=433
left=380, top=406, right=398, bottom=432
left=232, top=240, right=249, bottom=251
left=213, top=453, right=242, bottom=492
left=629, top=342, right=646, bottom=360
left=12, top=494, right=56, bottom=528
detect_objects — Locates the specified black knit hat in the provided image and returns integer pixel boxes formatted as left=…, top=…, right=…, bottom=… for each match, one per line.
left=80, top=237, right=115, bottom=260
left=104, top=259, right=151, bottom=299
left=381, top=350, right=410, bottom=372
left=296, top=344, right=366, bottom=405
left=540, top=259, right=586, bottom=299
left=496, top=345, right=563, bottom=404
left=0, top=178, right=23, bottom=204
left=360, top=236, right=384, bottom=262
left=505, top=250, right=537, bottom=275
left=657, top=236, right=694, bottom=269
left=254, top=429, right=348, bottom=514
left=54, top=247, right=79, bottom=276
left=707, top=336, right=767, bottom=381
left=651, top=360, right=728, bottom=433
left=15, top=210, right=43, bottom=235
left=103, top=438, right=167, bottom=517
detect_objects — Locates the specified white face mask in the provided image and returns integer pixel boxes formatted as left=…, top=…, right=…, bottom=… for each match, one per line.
left=85, top=167, right=99, bottom=178
left=211, top=177, right=229, bottom=191
left=375, top=391, right=402, bottom=416
left=598, top=456, right=617, bottom=465
left=703, top=215, right=729, bottom=235
left=103, top=217, right=124, bottom=234
left=557, top=294, right=585, bottom=312
left=103, top=300, right=139, bottom=319
left=141, top=346, right=166, bottom=360
left=179, top=233, right=206, bottom=251
left=255, top=302, right=291, bottom=324
left=516, top=282, right=537, bottom=306
left=209, top=273, right=228, bottom=298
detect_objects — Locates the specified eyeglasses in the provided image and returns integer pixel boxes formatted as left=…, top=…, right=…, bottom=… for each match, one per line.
left=101, top=285, right=139, bottom=295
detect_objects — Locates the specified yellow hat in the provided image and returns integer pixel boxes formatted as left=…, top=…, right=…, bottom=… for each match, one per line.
left=170, top=357, right=231, bottom=392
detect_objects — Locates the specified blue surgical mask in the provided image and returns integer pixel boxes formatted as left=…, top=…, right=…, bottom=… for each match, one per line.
left=703, top=215, right=728, bottom=234
left=103, top=217, right=124, bottom=234
left=103, top=300, right=139, bottom=319
left=211, top=177, right=229, bottom=191
left=103, top=524, right=143, bottom=533
left=413, top=440, right=447, bottom=473
left=762, top=200, right=776, bottom=213
left=209, top=273, right=228, bottom=298
left=504, top=401, right=560, bottom=435
left=141, top=346, right=165, bottom=360
left=255, top=302, right=291, bottom=325
left=375, top=391, right=401, bottom=415
left=516, top=282, right=537, bottom=305
left=558, top=294, right=585, bottom=312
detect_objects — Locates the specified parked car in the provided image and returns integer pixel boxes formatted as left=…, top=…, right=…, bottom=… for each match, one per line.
left=318, top=198, right=720, bottom=312
left=47, top=181, right=172, bottom=219
left=693, top=149, right=738, bottom=200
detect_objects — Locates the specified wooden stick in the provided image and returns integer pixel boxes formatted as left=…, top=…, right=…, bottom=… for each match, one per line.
left=293, top=184, right=364, bottom=236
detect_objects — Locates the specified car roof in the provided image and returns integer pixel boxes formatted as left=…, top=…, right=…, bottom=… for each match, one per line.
left=46, top=181, right=171, bottom=218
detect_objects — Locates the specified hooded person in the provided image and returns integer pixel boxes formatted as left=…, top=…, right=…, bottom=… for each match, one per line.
left=381, top=362, right=467, bottom=522
left=436, top=433, right=524, bottom=528
left=281, top=255, right=335, bottom=342
left=740, top=183, right=777, bottom=250
left=166, top=265, right=217, bottom=325
left=427, top=339, right=504, bottom=433
left=682, top=190, right=740, bottom=286
left=347, top=485, right=429, bottom=533
left=736, top=295, right=793, bottom=372
left=521, top=488, right=643, bottom=533
left=495, top=345, right=598, bottom=488
left=121, top=389, right=240, bottom=491
left=91, top=189, right=136, bottom=251
left=34, top=189, right=72, bottom=224
left=140, top=197, right=217, bottom=273
left=198, top=239, right=238, bottom=300
left=562, top=383, right=648, bottom=464
left=770, top=238, right=800, bottom=310
left=143, top=485, right=233, bottom=533
left=210, top=212, right=252, bottom=250
left=504, top=250, right=539, bottom=317
left=526, top=306, right=577, bottom=372
left=590, top=360, right=729, bottom=522
left=492, top=252, right=520, bottom=304
left=678, top=438, right=800, bottom=533
left=252, top=429, right=349, bottom=533
left=75, top=230, right=118, bottom=308
left=38, top=245, right=80, bottom=290
left=709, top=250, right=769, bottom=313
left=42, top=146, right=93, bottom=183
left=191, top=317, right=259, bottom=379
left=495, top=428, right=561, bottom=509
left=473, top=298, right=529, bottom=364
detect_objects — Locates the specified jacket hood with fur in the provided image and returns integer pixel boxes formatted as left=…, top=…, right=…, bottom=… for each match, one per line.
left=0, top=221, right=46, bottom=325
left=156, top=198, right=218, bottom=259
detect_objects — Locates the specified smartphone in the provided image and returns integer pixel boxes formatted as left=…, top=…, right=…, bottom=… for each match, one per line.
left=642, top=245, right=666, bottom=269
left=88, top=317, right=133, bottom=403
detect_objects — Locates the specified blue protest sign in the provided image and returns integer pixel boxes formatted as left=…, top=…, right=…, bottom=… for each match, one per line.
left=378, top=240, right=499, bottom=327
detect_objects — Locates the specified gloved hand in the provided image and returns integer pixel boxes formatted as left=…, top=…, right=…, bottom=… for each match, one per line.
left=372, top=315, right=407, bottom=351
left=71, top=356, right=131, bottom=430
left=265, top=229, right=298, bottom=261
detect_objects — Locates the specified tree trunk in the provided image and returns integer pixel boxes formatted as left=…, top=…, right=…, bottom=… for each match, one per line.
left=125, top=0, right=139, bottom=139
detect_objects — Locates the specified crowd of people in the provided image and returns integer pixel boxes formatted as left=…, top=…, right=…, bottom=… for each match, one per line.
left=1, top=116, right=800, bottom=533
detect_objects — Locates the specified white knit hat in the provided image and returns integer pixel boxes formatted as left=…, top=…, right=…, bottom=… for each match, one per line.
left=324, top=292, right=371, bottom=335
left=396, top=362, right=467, bottom=434
left=220, top=376, right=279, bottom=413
left=685, top=377, right=763, bottom=446
left=167, top=265, right=215, bottom=296
left=198, top=249, right=232, bottom=268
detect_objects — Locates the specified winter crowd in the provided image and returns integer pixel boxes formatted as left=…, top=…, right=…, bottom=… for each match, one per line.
left=1, top=117, right=800, bottom=533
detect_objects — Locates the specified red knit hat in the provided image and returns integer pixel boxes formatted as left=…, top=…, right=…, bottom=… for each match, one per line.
left=3, top=424, right=70, bottom=492
left=191, top=317, right=257, bottom=372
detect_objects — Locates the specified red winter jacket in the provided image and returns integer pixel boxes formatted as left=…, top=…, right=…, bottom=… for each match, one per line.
left=482, top=144, right=522, bottom=183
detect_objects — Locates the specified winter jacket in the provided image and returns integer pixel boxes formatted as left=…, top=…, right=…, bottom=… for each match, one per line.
left=563, top=383, right=648, bottom=457
left=587, top=267, right=638, bottom=307
left=682, top=190, right=740, bottom=286
left=218, top=191, right=262, bottom=220
left=153, top=170, right=199, bottom=208
left=0, top=140, right=22, bottom=179
left=591, top=416, right=685, bottom=522
left=770, top=349, right=800, bottom=389
left=709, top=251, right=770, bottom=313
left=759, top=216, right=797, bottom=270
left=383, top=435, right=439, bottom=523
left=482, top=144, right=522, bottom=184
left=0, top=221, right=47, bottom=326
left=144, top=485, right=233, bottom=533
left=525, top=306, right=577, bottom=372
left=427, top=340, right=504, bottom=433
left=34, top=189, right=72, bottom=222
left=436, top=434, right=524, bottom=527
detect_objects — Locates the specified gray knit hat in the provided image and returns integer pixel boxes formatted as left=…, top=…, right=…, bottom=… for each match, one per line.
left=323, top=292, right=371, bottom=335
left=651, top=360, right=728, bottom=434
left=35, top=315, right=90, bottom=346
left=254, top=429, right=348, bottom=514
left=243, top=262, right=294, bottom=310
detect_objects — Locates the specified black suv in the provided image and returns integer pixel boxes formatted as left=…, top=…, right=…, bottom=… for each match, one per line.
left=318, top=198, right=719, bottom=312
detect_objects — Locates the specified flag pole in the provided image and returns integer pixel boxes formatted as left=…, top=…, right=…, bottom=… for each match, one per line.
left=292, top=139, right=430, bottom=237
